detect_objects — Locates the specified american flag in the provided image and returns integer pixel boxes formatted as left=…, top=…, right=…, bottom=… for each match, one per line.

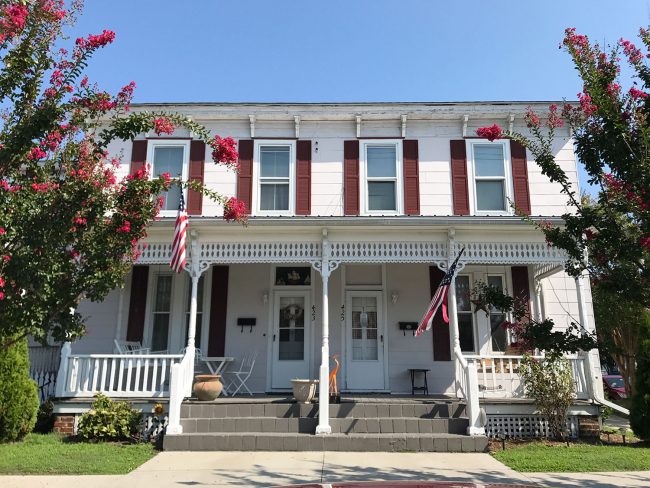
left=170, top=192, right=188, bottom=273
left=415, top=247, right=465, bottom=337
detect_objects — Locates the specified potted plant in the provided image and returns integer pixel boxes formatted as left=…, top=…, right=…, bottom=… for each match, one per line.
left=291, top=379, right=319, bottom=404
left=193, top=374, right=223, bottom=401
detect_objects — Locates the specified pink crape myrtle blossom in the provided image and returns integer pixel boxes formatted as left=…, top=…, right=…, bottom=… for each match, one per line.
left=476, top=124, right=503, bottom=141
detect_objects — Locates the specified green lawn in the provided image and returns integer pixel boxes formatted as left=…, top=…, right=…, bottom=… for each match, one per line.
left=493, top=442, right=650, bottom=472
left=0, top=433, right=157, bottom=475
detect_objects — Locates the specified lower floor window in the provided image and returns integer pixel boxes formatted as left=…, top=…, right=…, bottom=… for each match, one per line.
left=151, top=274, right=172, bottom=352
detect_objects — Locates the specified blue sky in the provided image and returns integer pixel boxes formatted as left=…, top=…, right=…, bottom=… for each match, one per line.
left=70, top=0, right=648, bottom=193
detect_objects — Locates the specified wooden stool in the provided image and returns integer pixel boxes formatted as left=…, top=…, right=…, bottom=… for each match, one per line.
left=408, top=368, right=430, bottom=395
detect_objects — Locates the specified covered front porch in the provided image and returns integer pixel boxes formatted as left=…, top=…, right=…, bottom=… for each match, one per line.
left=53, top=219, right=601, bottom=436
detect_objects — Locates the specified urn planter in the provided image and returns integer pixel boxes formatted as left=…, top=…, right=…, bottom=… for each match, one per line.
left=193, top=374, right=223, bottom=401
left=291, top=379, right=319, bottom=404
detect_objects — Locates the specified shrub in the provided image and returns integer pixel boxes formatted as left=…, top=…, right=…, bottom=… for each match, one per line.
left=0, top=338, right=39, bottom=442
left=34, top=399, right=55, bottom=434
left=519, top=354, right=575, bottom=440
left=630, top=333, right=650, bottom=440
left=77, top=394, right=141, bottom=442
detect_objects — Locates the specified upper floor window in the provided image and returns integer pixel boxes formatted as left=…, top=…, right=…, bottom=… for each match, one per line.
left=467, top=140, right=512, bottom=215
left=254, top=141, right=295, bottom=215
left=360, top=141, right=403, bottom=215
left=148, top=140, right=190, bottom=216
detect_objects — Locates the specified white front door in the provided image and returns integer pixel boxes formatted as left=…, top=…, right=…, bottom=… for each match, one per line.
left=345, top=291, right=386, bottom=391
left=271, top=291, right=311, bottom=389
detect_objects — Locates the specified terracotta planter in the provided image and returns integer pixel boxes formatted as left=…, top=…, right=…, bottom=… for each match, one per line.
left=193, top=374, right=223, bottom=401
left=291, top=379, right=319, bottom=404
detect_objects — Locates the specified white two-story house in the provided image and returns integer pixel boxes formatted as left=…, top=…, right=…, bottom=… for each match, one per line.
left=45, top=102, right=607, bottom=451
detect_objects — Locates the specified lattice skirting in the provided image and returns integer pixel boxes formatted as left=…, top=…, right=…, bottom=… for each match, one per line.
left=486, top=414, right=578, bottom=439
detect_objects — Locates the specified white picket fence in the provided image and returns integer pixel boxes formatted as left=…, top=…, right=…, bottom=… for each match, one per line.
left=465, top=354, right=590, bottom=399
left=56, top=349, right=183, bottom=398
left=29, top=345, right=61, bottom=402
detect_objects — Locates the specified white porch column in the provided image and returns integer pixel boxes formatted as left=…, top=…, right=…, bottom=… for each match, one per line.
left=55, top=341, right=72, bottom=397
left=184, top=231, right=205, bottom=396
left=574, top=273, right=601, bottom=399
left=313, top=229, right=339, bottom=435
left=533, top=281, right=543, bottom=321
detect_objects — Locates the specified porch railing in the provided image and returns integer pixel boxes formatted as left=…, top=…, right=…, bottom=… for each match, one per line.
left=29, top=345, right=61, bottom=402
left=166, top=348, right=195, bottom=434
left=454, top=347, right=483, bottom=435
left=55, top=344, right=183, bottom=398
left=465, top=354, right=590, bottom=400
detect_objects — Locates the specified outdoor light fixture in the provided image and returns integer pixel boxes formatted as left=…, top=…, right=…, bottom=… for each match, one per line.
left=391, top=292, right=399, bottom=304
left=262, top=293, right=269, bottom=304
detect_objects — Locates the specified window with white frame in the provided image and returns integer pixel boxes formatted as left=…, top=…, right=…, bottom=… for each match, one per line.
left=149, top=140, right=190, bottom=215
left=255, top=142, right=295, bottom=214
left=362, top=142, right=402, bottom=214
left=184, top=275, right=205, bottom=350
left=151, top=274, right=172, bottom=352
left=487, top=275, right=509, bottom=353
left=455, top=275, right=476, bottom=353
left=468, top=141, right=512, bottom=214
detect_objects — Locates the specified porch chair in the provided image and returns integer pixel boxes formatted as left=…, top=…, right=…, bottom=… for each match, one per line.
left=222, top=350, right=258, bottom=396
left=113, top=339, right=150, bottom=355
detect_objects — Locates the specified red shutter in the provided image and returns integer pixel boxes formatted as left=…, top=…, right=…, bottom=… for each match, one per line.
left=207, top=266, right=229, bottom=357
left=236, top=140, right=254, bottom=214
left=344, top=140, right=360, bottom=215
left=130, top=140, right=147, bottom=175
left=186, top=140, right=205, bottom=215
left=296, top=140, right=312, bottom=215
left=126, top=265, right=149, bottom=343
left=430, top=266, right=451, bottom=361
left=450, top=140, right=470, bottom=215
left=403, top=140, right=420, bottom=215
left=511, top=266, right=531, bottom=319
left=510, top=140, right=531, bottom=215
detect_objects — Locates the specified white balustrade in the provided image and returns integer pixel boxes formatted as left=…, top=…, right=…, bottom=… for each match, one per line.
left=56, top=352, right=183, bottom=398
left=454, top=347, right=484, bottom=435
left=167, top=349, right=193, bottom=435
left=465, top=354, right=589, bottom=400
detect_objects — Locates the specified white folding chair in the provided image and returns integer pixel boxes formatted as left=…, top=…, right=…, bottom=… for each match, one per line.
left=223, top=350, right=258, bottom=396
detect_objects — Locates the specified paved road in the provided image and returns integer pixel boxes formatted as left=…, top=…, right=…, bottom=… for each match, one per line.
left=1, top=451, right=649, bottom=487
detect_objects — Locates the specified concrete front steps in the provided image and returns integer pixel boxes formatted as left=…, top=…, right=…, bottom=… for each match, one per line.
left=163, top=399, right=488, bottom=452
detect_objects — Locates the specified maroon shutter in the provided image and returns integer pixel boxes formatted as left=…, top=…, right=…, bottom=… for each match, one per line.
left=511, top=266, right=531, bottom=319
left=430, top=266, right=451, bottom=361
left=510, top=140, right=531, bottom=215
left=126, top=266, right=149, bottom=343
left=130, top=140, right=147, bottom=175
left=403, top=140, right=420, bottom=215
left=344, top=140, right=360, bottom=215
left=207, top=266, right=229, bottom=357
left=450, top=140, right=470, bottom=215
left=236, top=140, right=254, bottom=214
left=186, top=140, right=205, bottom=215
left=296, top=140, right=312, bottom=215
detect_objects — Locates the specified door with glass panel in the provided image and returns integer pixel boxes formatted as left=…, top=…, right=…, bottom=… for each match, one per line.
left=271, top=291, right=311, bottom=389
left=345, top=291, right=385, bottom=390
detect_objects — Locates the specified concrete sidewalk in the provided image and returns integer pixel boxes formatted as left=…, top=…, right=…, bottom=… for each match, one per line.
left=1, top=451, right=649, bottom=487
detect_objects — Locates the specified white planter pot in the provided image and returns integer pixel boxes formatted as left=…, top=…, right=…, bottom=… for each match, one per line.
left=291, top=379, right=319, bottom=404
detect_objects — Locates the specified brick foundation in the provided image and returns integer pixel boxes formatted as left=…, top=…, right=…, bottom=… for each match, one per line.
left=53, top=414, right=75, bottom=435
left=578, top=415, right=600, bottom=439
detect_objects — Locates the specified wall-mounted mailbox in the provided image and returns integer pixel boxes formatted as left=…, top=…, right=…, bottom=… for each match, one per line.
left=237, top=317, right=256, bottom=333
left=399, top=322, right=418, bottom=336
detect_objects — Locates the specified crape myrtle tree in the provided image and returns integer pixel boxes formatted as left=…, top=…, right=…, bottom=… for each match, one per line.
left=477, top=27, right=650, bottom=437
left=0, top=0, right=247, bottom=350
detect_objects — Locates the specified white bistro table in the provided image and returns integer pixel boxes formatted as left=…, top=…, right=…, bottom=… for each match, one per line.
left=201, top=356, right=234, bottom=395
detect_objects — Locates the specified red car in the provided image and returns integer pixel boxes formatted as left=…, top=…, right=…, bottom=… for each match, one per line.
left=603, top=375, right=627, bottom=399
